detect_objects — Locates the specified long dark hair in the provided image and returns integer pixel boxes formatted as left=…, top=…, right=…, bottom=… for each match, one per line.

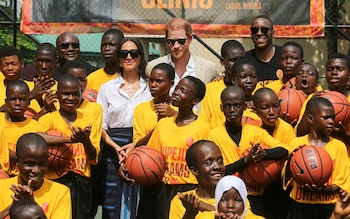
left=117, top=37, right=148, bottom=80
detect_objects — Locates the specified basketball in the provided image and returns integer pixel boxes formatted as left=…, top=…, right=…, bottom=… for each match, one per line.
left=319, top=91, right=350, bottom=124
left=125, top=146, right=166, bottom=186
left=277, top=88, right=307, bottom=123
left=239, top=147, right=280, bottom=187
left=24, top=107, right=37, bottom=118
left=82, top=88, right=98, bottom=102
left=289, top=145, right=333, bottom=186
left=284, top=77, right=296, bottom=89
left=46, top=130, right=73, bottom=171
left=0, top=169, right=9, bottom=179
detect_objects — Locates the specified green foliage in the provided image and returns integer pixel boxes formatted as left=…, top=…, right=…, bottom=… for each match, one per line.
left=0, top=5, right=37, bottom=65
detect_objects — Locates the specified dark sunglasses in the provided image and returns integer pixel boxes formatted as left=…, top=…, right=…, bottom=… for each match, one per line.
left=119, top=49, right=140, bottom=59
left=59, top=42, right=80, bottom=49
left=250, top=27, right=272, bottom=35
left=166, top=38, right=187, bottom=46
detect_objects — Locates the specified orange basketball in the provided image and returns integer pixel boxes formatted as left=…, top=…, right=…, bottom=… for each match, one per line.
left=0, top=169, right=9, bottom=179
left=46, top=130, right=73, bottom=171
left=125, top=146, right=166, bottom=186
left=239, top=147, right=280, bottom=187
left=24, top=107, right=37, bottom=118
left=289, top=145, right=333, bottom=186
left=319, top=91, right=350, bottom=124
left=277, top=88, right=306, bottom=123
left=82, top=88, right=97, bottom=102
left=284, top=77, right=296, bottom=89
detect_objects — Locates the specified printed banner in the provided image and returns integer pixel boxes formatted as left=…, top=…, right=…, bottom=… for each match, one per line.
left=21, top=0, right=324, bottom=38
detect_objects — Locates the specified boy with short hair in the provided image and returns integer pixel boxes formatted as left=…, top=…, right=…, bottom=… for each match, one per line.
left=208, top=86, right=288, bottom=218
left=133, top=62, right=176, bottom=146
left=200, top=40, right=245, bottom=128
left=295, top=63, right=320, bottom=96
left=252, top=87, right=295, bottom=219
left=38, top=74, right=102, bottom=219
left=0, top=45, right=54, bottom=115
left=144, top=76, right=210, bottom=219
left=266, top=41, right=304, bottom=94
left=169, top=140, right=225, bottom=219
left=0, top=80, right=46, bottom=175
left=0, top=133, right=71, bottom=218
left=9, top=199, right=47, bottom=219
left=285, top=96, right=350, bottom=219
left=87, top=28, right=125, bottom=93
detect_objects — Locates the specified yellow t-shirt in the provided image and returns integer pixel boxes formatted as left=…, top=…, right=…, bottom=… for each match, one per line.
left=86, top=68, right=119, bottom=92
left=288, top=135, right=350, bottom=204
left=0, top=128, right=8, bottom=171
left=208, top=123, right=287, bottom=195
left=133, top=99, right=177, bottom=145
left=0, top=113, right=46, bottom=175
left=38, top=110, right=102, bottom=179
left=147, top=116, right=210, bottom=185
left=0, top=176, right=72, bottom=219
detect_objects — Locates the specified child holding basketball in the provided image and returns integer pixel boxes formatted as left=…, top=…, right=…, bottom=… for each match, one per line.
left=0, top=80, right=46, bottom=176
left=252, top=87, right=295, bottom=219
left=141, top=76, right=210, bottom=219
left=296, top=53, right=350, bottom=136
left=37, top=74, right=102, bottom=219
left=207, top=86, right=289, bottom=218
left=285, top=96, right=350, bottom=219
left=0, top=133, right=71, bottom=219
left=266, top=41, right=304, bottom=94
left=133, top=62, right=177, bottom=147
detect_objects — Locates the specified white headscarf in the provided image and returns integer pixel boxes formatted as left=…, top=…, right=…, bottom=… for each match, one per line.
left=215, top=175, right=248, bottom=218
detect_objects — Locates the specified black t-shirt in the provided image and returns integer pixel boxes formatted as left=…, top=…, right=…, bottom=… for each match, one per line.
left=246, top=45, right=282, bottom=86
left=53, top=59, right=98, bottom=81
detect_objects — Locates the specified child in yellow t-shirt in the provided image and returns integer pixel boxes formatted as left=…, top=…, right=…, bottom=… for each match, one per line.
left=285, top=96, right=350, bottom=219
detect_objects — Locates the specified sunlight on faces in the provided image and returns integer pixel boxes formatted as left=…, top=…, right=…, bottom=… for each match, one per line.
left=57, top=33, right=80, bottom=62
left=280, top=45, right=303, bottom=79
left=34, top=50, right=56, bottom=78
left=6, top=85, right=30, bottom=118
left=166, top=28, right=192, bottom=61
left=0, top=55, right=23, bottom=81
left=57, top=80, right=81, bottom=113
left=326, top=58, right=349, bottom=90
left=233, top=64, right=258, bottom=97
left=119, top=41, right=141, bottom=72
left=251, top=18, right=274, bottom=49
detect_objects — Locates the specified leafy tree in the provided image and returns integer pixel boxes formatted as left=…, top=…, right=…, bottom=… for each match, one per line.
left=0, top=4, right=38, bottom=65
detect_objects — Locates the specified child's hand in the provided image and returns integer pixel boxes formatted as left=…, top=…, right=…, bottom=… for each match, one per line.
left=10, top=179, right=34, bottom=201
left=118, top=165, right=135, bottom=185
left=154, top=102, right=177, bottom=120
left=333, top=190, right=350, bottom=219
left=178, top=192, right=200, bottom=216
left=71, top=126, right=91, bottom=143
left=31, top=76, right=55, bottom=99
left=43, top=90, right=57, bottom=112
left=244, top=143, right=266, bottom=163
left=117, top=143, right=135, bottom=164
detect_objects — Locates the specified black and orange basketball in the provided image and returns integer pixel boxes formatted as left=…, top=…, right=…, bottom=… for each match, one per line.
left=46, top=130, right=73, bottom=171
left=319, top=91, right=350, bottom=124
left=277, top=88, right=306, bottom=123
left=82, top=88, right=97, bottom=102
left=284, top=77, right=296, bottom=89
left=125, top=146, right=165, bottom=186
left=289, top=145, right=333, bottom=186
left=239, top=147, right=280, bottom=187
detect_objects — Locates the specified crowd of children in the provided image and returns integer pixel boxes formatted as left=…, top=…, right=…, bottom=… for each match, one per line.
left=0, top=15, right=350, bottom=219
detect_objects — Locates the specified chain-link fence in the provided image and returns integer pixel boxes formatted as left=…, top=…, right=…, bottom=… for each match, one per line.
left=1, top=0, right=350, bottom=85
